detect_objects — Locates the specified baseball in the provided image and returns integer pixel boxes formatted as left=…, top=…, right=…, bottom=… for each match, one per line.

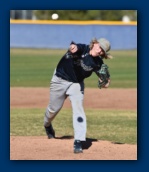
left=51, top=13, right=59, bottom=20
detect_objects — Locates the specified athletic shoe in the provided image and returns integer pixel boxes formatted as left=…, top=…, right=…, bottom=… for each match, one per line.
left=74, top=140, right=83, bottom=153
left=44, top=124, right=55, bottom=139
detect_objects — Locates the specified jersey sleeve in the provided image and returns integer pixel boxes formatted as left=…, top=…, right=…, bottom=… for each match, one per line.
left=69, top=41, right=88, bottom=53
left=76, top=44, right=88, bottom=54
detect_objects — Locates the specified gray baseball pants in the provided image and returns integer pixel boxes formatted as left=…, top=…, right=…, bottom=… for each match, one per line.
left=44, top=74, right=86, bottom=141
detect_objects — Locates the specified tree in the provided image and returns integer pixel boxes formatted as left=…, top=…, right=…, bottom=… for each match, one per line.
left=33, top=10, right=137, bottom=21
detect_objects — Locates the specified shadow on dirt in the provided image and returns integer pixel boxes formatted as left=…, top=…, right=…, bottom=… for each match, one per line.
left=55, top=135, right=98, bottom=150
left=55, top=135, right=74, bottom=139
left=82, top=138, right=98, bottom=150
left=111, top=142, right=125, bottom=144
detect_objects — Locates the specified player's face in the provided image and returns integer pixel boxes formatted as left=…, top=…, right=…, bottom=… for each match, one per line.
left=92, top=43, right=105, bottom=57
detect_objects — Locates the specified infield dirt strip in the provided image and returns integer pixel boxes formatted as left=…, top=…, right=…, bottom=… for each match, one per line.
left=10, top=88, right=137, bottom=160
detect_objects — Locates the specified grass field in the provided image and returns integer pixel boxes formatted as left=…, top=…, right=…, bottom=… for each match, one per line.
left=10, top=108, right=137, bottom=144
left=10, top=48, right=137, bottom=88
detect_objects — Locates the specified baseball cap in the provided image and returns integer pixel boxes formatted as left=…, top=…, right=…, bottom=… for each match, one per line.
left=98, top=38, right=113, bottom=59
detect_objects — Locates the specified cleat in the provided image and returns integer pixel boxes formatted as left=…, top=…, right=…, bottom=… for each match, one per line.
left=45, top=124, right=55, bottom=139
left=74, top=140, right=83, bottom=153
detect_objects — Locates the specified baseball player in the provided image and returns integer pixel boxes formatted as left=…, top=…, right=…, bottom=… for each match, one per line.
left=44, top=38, right=112, bottom=153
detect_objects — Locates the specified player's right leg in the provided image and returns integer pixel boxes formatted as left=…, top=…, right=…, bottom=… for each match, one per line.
left=44, top=74, right=73, bottom=138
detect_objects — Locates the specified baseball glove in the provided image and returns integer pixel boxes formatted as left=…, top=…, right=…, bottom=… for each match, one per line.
left=96, top=64, right=110, bottom=89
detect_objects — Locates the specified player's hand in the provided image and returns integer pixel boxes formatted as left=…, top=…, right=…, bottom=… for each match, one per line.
left=98, top=78, right=110, bottom=88
left=102, top=78, right=110, bottom=88
left=70, top=44, right=78, bottom=53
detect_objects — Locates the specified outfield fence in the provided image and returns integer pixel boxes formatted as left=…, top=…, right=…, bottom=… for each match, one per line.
left=10, top=20, right=137, bottom=50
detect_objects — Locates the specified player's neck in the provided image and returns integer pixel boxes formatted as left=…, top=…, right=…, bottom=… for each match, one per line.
left=89, top=50, right=92, bottom=55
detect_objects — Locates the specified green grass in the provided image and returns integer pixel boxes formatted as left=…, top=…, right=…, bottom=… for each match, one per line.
left=10, top=108, right=137, bottom=144
left=10, top=48, right=137, bottom=88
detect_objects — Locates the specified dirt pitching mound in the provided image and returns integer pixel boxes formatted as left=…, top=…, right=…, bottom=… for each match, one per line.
left=10, top=136, right=137, bottom=160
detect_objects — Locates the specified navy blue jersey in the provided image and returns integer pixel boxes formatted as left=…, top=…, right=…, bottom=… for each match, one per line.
left=55, top=43, right=104, bottom=83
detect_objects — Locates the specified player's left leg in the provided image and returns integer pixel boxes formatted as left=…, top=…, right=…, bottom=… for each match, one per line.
left=66, top=82, right=86, bottom=153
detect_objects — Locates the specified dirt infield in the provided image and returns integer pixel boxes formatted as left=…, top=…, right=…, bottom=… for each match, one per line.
left=10, top=87, right=137, bottom=160
left=10, top=87, right=137, bottom=110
